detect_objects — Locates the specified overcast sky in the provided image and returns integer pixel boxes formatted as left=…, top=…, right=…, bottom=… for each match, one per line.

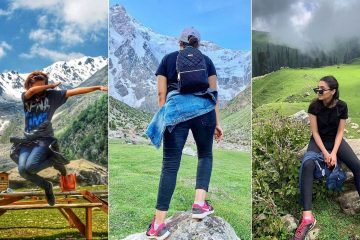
left=253, top=0, right=360, bottom=52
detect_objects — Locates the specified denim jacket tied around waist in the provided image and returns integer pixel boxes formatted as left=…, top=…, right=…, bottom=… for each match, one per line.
left=300, top=151, right=347, bottom=191
left=145, top=89, right=217, bottom=148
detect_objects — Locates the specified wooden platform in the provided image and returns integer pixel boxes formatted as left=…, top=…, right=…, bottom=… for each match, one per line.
left=0, top=190, right=108, bottom=239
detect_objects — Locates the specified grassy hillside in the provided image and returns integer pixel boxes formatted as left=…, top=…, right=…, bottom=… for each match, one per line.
left=221, top=85, right=251, bottom=147
left=109, top=140, right=251, bottom=239
left=53, top=66, right=107, bottom=135
left=109, top=96, right=152, bottom=142
left=253, top=61, right=360, bottom=137
left=58, top=94, right=108, bottom=166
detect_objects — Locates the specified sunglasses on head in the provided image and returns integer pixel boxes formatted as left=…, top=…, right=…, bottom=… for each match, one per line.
left=30, top=75, right=47, bottom=83
left=313, top=88, right=331, bottom=95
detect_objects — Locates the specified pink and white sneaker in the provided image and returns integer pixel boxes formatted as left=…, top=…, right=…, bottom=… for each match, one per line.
left=146, top=218, right=170, bottom=240
left=191, top=200, right=215, bottom=219
left=293, top=215, right=316, bottom=240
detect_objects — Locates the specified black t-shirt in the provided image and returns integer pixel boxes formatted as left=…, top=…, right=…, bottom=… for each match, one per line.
left=155, top=51, right=217, bottom=93
left=308, top=99, right=348, bottom=141
left=22, top=89, right=68, bottom=133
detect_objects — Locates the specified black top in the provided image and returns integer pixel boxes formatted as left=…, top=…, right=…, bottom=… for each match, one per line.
left=155, top=51, right=217, bottom=93
left=308, top=99, right=348, bottom=141
left=22, top=89, right=68, bottom=133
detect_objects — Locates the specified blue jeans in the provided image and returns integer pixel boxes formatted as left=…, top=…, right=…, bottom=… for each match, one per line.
left=156, top=110, right=216, bottom=211
left=18, top=144, right=53, bottom=189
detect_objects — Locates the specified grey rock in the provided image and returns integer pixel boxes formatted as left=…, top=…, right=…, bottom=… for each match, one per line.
left=337, top=190, right=360, bottom=215
left=182, top=146, right=197, bottom=157
left=122, top=211, right=240, bottom=240
left=291, top=110, right=309, bottom=124
left=281, top=214, right=297, bottom=232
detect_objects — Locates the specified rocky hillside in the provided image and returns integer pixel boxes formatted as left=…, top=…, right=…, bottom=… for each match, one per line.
left=109, top=96, right=151, bottom=143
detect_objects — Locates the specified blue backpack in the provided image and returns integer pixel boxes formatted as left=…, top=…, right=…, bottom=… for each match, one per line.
left=176, top=46, right=209, bottom=93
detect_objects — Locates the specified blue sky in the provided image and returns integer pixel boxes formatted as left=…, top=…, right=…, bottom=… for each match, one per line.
left=110, top=0, right=251, bottom=51
left=0, top=0, right=108, bottom=73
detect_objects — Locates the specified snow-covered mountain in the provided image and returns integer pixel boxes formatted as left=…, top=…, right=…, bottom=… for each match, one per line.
left=109, top=4, right=251, bottom=111
left=0, top=56, right=107, bottom=101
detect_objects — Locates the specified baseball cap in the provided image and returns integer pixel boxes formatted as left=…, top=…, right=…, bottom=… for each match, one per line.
left=179, top=27, right=201, bottom=43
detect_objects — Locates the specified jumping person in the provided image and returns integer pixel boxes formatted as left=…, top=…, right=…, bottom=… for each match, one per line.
left=13, top=71, right=107, bottom=206
left=145, top=27, right=223, bottom=239
left=294, top=76, right=360, bottom=239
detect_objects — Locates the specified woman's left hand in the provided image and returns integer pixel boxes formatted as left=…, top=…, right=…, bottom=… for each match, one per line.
left=329, top=152, right=337, bottom=167
left=214, top=125, right=223, bottom=143
left=99, top=86, right=108, bottom=92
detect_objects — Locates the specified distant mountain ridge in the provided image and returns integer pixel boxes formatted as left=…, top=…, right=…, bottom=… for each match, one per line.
left=0, top=56, right=107, bottom=101
left=109, top=4, right=251, bottom=112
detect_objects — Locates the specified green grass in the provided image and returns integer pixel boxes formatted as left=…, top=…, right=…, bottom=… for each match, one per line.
left=0, top=186, right=108, bottom=239
left=109, top=139, right=251, bottom=239
left=253, top=63, right=360, bottom=138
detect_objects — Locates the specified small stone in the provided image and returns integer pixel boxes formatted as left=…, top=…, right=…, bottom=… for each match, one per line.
left=281, top=214, right=297, bottom=232
left=182, top=146, right=197, bottom=157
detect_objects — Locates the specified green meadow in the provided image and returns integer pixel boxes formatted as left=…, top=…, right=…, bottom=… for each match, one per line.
left=253, top=60, right=360, bottom=137
left=109, top=139, right=251, bottom=239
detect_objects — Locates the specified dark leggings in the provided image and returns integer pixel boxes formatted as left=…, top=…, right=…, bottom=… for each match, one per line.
left=301, top=138, right=360, bottom=211
left=156, top=110, right=216, bottom=211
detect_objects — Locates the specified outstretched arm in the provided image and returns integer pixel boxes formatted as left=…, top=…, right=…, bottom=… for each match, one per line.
left=66, top=86, right=108, bottom=97
left=24, top=83, right=60, bottom=100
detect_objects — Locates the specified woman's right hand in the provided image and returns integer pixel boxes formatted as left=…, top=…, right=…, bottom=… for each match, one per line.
left=51, top=82, right=61, bottom=88
left=323, top=151, right=332, bottom=167
left=214, top=125, right=223, bottom=143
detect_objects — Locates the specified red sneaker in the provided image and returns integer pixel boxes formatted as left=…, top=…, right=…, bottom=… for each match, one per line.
left=294, top=215, right=316, bottom=240
left=191, top=200, right=215, bottom=219
left=146, top=218, right=170, bottom=240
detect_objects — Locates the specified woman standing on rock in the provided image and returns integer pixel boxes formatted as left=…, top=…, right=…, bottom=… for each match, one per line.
left=145, top=27, right=223, bottom=239
left=11, top=71, right=107, bottom=206
left=294, top=76, right=360, bottom=239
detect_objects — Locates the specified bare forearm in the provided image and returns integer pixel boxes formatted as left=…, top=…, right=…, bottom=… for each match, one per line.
left=313, top=132, right=328, bottom=155
left=332, top=131, right=344, bottom=155
left=24, top=85, right=54, bottom=100
left=215, top=101, right=220, bottom=126
left=66, top=86, right=102, bottom=97
left=158, top=92, right=166, bottom=107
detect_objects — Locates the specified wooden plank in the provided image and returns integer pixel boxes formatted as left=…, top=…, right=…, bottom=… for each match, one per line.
left=80, top=190, right=108, bottom=214
left=63, top=208, right=86, bottom=237
left=85, top=207, right=93, bottom=240
left=0, top=203, right=102, bottom=210
left=0, top=196, right=23, bottom=205
left=0, top=190, right=108, bottom=197
left=58, top=208, right=75, bottom=228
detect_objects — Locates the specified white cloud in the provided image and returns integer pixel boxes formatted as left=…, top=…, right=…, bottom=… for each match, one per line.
left=38, top=15, right=48, bottom=28
left=0, top=41, right=12, bottom=59
left=10, top=0, right=107, bottom=31
left=10, top=0, right=61, bottom=11
left=20, top=44, right=84, bottom=61
left=62, top=0, right=107, bottom=31
left=29, top=29, right=56, bottom=44
left=0, top=8, right=11, bottom=16
left=59, top=25, right=84, bottom=45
